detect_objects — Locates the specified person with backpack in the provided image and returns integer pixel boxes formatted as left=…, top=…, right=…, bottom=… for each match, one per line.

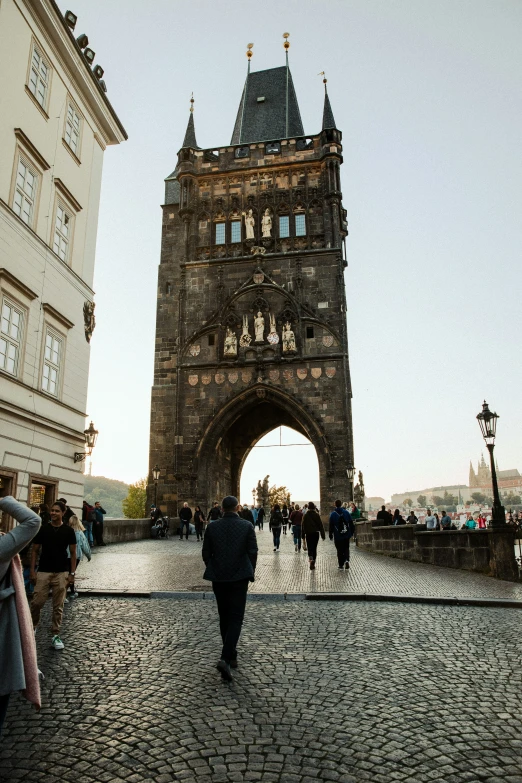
left=302, top=502, right=325, bottom=570
left=67, top=514, right=91, bottom=598
left=281, top=504, right=289, bottom=535
left=329, top=500, right=354, bottom=570
left=269, top=504, right=283, bottom=552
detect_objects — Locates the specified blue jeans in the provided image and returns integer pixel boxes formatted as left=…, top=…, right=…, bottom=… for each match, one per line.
left=179, top=521, right=190, bottom=539
left=272, top=529, right=281, bottom=548
left=292, top=526, right=302, bottom=549
left=84, top=520, right=94, bottom=546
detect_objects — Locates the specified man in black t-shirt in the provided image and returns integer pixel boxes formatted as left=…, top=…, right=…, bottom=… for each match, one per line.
left=30, top=501, right=76, bottom=650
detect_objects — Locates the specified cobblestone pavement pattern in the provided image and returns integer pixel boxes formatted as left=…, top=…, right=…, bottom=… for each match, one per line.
left=77, top=531, right=522, bottom=599
left=1, top=598, right=522, bottom=783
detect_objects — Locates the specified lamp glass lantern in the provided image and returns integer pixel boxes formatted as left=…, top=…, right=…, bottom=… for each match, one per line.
left=346, top=467, right=355, bottom=481
left=152, top=465, right=161, bottom=483
left=84, top=421, right=98, bottom=454
left=477, top=400, right=498, bottom=447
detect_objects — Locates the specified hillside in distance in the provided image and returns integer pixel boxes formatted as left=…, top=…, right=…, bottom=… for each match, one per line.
left=83, top=475, right=129, bottom=518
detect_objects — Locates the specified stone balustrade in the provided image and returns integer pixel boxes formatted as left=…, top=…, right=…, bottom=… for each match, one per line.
left=356, top=520, right=519, bottom=582
left=103, top=518, right=151, bottom=544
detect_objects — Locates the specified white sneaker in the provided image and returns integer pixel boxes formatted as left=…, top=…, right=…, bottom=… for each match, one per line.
left=69, top=592, right=79, bottom=599
left=51, top=635, right=64, bottom=650
left=338, top=566, right=344, bottom=570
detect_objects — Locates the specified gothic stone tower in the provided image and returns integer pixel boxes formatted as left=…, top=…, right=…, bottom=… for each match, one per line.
left=148, top=47, right=354, bottom=519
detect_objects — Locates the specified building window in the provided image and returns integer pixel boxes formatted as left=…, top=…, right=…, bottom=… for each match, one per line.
left=215, top=223, right=226, bottom=245
left=42, top=330, right=62, bottom=396
left=295, top=213, right=306, bottom=236
left=265, top=141, right=281, bottom=155
left=53, top=203, right=71, bottom=262
left=208, top=334, right=215, bottom=347
left=64, top=103, right=81, bottom=157
left=279, top=215, right=290, bottom=238
left=306, top=326, right=315, bottom=339
left=13, top=157, right=37, bottom=226
left=0, top=299, right=23, bottom=376
left=28, top=45, right=50, bottom=110
left=231, top=221, right=241, bottom=243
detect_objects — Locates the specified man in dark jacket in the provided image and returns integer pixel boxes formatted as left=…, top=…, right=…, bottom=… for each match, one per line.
left=202, top=496, right=258, bottom=682
left=329, top=500, right=354, bottom=569
left=179, top=502, right=192, bottom=540
left=207, top=502, right=222, bottom=522
left=93, top=501, right=106, bottom=546
left=239, top=505, right=255, bottom=526
left=257, top=506, right=264, bottom=530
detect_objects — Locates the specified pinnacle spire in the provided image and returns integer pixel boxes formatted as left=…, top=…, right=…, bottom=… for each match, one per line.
left=321, top=74, right=336, bottom=130
left=182, top=94, right=199, bottom=149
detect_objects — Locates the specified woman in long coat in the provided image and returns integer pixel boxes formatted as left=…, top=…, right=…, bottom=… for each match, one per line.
left=0, top=496, right=42, bottom=736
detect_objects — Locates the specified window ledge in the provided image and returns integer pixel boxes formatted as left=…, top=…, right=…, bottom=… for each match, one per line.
left=24, top=85, right=49, bottom=121
left=0, top=268, right=38, bottom=300
left=61, top=138, right=81, bottom=166
left=14, top=128, right=50, bottom=171
left=42, top=303, right=74, bottom=330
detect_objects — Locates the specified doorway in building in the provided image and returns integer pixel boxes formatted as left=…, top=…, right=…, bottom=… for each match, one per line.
left=28, top=476, right=57, bottom=512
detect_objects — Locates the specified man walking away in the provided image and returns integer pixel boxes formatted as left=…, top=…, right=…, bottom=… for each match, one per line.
left=257, top=506, right=264, bottom=530
left=179, top=502, right=192, bottom=540
left=269, top=505, right=283, bottom=551
left=202, top=496, right=258, bottom=682
left=240, top=505, right=255, bottom=526
left=329, top=500, right=354, bottom=569
left=302, top=502, right=325, bottom=570
left=93, top=502, right=106, bottom=546
left=30, top=501, right=76, bottom=650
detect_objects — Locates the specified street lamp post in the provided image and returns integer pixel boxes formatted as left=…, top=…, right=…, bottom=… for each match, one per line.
left=152, top=464, right=161, bottom=507
left=346, top=467, right=355, bottom=502
left=476, top=401, right=506, bottom=527
left=74, top=421, right=99, bottom=463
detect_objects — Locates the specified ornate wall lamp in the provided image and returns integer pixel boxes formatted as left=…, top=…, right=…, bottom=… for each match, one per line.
left=74, top=421, right=99, bottom=463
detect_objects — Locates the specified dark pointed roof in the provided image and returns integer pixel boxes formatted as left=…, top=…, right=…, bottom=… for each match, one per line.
left=231, top=66, right=304, bottom=144
left=182, top=112, right=199, bottom=149
left=322, top=89, right=336, bottom=130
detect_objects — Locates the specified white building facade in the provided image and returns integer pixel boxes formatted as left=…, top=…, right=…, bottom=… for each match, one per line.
left=0, top=0, right=126, bottom=525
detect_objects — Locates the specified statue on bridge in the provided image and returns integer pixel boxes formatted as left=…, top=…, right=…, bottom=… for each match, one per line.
left=353, top=470, right=365, bottom=511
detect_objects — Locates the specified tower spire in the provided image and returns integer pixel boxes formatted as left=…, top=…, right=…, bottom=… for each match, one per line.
left=321, top=72, right=337, bottom=130
left=181, top=93, right=199, bottom=149
left=283, top=33, right=290, bottom=138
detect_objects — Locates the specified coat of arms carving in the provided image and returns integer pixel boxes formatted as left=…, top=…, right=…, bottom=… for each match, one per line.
left=189, top=344, right=201, bottom=356
left=311, top=368, right=322, bottom=379
left=228, top=372, right=238, bottom=384
left=188, top=375, right=198, bottom=386
left=215, top=373, right=225, bottom=384
left=269, top=370, right=279, bottom=381
left=283, top=369, right=294, bottom=381
left=242, top=370, right=252, bottom=383
left=297, top=368, right=308, bottom=380
left=325, top=367, right=336, bottom=378
left=201, top=373, right=211, bottom=385
left=253, top=272, right=264, bottom=284
left=322, top=335, right=334, bottom=348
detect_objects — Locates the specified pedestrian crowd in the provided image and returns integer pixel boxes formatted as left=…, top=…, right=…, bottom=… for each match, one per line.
left=0, top=493, right=106, bottom=737
left=374, top=504, right=502, bottom=530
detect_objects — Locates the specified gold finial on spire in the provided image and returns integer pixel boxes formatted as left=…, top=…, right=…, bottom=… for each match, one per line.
left=246, top=42, right=254, bottom=60
left=283, top=32, right=290, bottom=51
left=190, top=92, right=194, bottom=113
left=318, top=70, right=327, bottom=86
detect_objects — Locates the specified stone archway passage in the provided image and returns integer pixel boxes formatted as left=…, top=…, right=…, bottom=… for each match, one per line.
left=196, top=385, right=333, bottom=514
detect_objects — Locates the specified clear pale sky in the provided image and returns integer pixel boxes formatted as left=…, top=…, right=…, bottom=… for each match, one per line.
left=67, top=0, right=522, bottom=502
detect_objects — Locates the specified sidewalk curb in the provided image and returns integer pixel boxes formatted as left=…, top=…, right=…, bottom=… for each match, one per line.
left=305, top=592, right=522, bottom=608
left=79, top=590, right=522, bottom=607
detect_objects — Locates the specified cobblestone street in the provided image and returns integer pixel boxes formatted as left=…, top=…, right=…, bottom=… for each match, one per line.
left=2, top=597, right=522, bottom=783
left=76, top=530, right=522, bottom=600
